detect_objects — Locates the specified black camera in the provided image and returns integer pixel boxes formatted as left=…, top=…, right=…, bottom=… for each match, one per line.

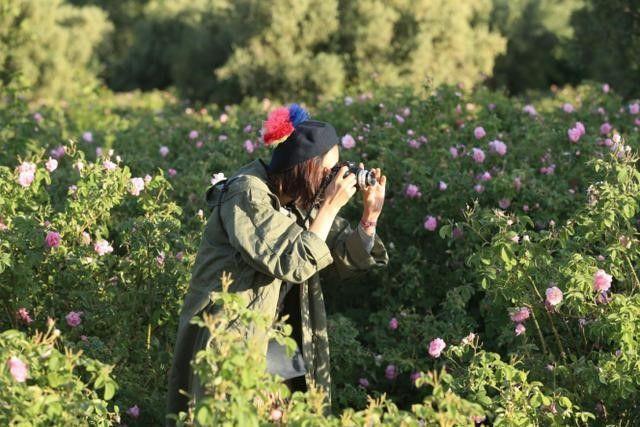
left=326, top=160, right=377, bottom=190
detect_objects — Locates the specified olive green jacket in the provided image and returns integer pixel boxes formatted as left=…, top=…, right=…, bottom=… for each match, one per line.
left=166, top=158, right=389, bottom=424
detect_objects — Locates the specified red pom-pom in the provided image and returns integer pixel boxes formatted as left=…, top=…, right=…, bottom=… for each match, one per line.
left=262, top=107, right=294, bottom=146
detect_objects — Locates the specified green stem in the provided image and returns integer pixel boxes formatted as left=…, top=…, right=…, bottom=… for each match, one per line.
left=529, top=278, right=566, bottom=359
left=545, top=310, right=566, bottom=359
left=526, top=304, right=551, bottom=360
left=147, top=323, right=151, bottom=351
left=624, top=254, right=640, bottom=292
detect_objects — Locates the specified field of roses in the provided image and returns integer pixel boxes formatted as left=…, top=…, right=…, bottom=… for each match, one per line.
left=2, top=78, right=640, bottom=426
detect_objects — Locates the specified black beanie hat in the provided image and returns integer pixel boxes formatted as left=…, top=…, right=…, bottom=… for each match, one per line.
left=261, top=104, right=339, bottom=174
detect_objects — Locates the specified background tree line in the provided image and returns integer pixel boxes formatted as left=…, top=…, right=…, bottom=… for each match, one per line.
left=1, top=0, right=638, bottom=103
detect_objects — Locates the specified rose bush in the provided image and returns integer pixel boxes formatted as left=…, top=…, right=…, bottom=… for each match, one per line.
left=2, top=77, right=640, bottom=424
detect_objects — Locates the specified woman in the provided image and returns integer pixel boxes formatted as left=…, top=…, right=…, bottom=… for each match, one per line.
left=166, top=104, right=389, bottom=424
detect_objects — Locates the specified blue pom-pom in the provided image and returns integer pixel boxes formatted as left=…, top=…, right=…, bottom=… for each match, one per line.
left=288, top=103, right=310, bottom=127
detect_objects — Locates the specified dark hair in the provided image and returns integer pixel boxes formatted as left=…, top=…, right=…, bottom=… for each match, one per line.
left=266, top=155, right=326, bottom=212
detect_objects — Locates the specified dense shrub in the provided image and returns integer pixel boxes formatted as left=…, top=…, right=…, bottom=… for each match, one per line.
left=0, top=0, right=112, bottom=101
left=0, top=324, right=119, bottom=425
left=2, top=78, right=640, bottom=424
left=101, top=0, right=505, bottom=102
left=571, top=0, right=640, bottom=97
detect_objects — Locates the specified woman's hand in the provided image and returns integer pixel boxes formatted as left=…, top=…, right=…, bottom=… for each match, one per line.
left=322, top=165, right=357, bottom=213
left=359, top=163, right=386, bottom=223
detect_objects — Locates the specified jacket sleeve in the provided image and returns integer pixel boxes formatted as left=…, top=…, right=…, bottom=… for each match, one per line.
left=322, top=215, right=389, bottom=281
left=220, top=187, right=334, bottom=284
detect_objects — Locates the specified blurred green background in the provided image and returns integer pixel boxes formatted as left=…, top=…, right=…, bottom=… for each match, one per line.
left=1, top=0, right=638, bottom=103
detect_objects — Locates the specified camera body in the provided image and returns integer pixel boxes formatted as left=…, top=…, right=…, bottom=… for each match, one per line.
left=327, top=160, right=377, bottom=190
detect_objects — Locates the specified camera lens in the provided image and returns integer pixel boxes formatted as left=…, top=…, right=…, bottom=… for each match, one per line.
left=365, top=171, right=377, bottom=187
left=356, top=169, right=376, bottom=189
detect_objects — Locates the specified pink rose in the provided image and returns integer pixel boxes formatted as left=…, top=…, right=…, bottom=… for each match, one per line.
left=243, top=139, right=255, bottom=154
left=629, top=103, right=640, bottom=115
left=509, top=307, right=530, bottom=323
left=65, top=311, right=83, bottom=327
left=219, top=113, right=229, bottom=123
left=33, top=112, right=43, bottom=123
left=7, top=356, right=28, bottom=382
left=16, top=308, right=33, bottom=324
left=341, top=134, right=356, bottom=149
left=523, top=104, right=537, bottom=116
left=488, top=139, right=507, bottom=156
left=562, top=103, right=574, bottom=113
left=479, top=171, right=492, bottom=182
left=568, top=127, right=582, bottom=142
left=167, top=168, right=177, bottom=177
left=593, top=269, right=612, bottom=292
left=424, top=216, right=437, bottom=231
left=473, top=126, right=486, bottom=139
left=45, top=231, right=61, bottom=248
left=16, top=162, right=36, bottom=188
left=129, top=177, right=145, bottom=196
left=385, top=364, right=398, bottom=380
left=127, top=405, right=140, bottom=419
left=515, top=323, right=526, bottom=336
left=50, top=145, right=66, bottom=159
left=389, top=317, right=398, bottom=330
left=540, top=164, right=556, bottom=175
left=404, top=184, right=422, bottom=198
left=474, top=184, right=485, bottom=193
left=461, top=332, right=476, bottom=345
left=82, top=131, right=93, bottom=143
left=449, top=146, right=459, bottom=158
left=428, top=338, right=446, bottom=358
left=407, top=139, right=420, bottom=149
left=545, top=286, right=563, bottom=306
left=471, top=148, right=485, bottom=164
left=94, top=239, right=113, bottom=256
left=438, top=181, right=447, bottom=191
left=103, top=160, right=117, bottom=171
left=45, top=157, right=58, bottom=172
left=602, top=83, right=610, bottom=93
left=270, top=409, right=282, bottom=421
left=575, top=121, right=586, bottom=135
left=600, top=122, right=612, bottom=135
left=159, top=146, right=169, bottom=157
left=189, top=130, right=199, bottom=139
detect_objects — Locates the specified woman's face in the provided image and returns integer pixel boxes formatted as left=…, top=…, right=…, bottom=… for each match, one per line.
left=321, top=145, right=340, bottom=176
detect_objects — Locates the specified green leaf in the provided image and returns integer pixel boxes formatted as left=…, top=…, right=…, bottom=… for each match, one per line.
left=103, top=381, right=116, bottom=400
left=501, top=247, right=511, bottom=264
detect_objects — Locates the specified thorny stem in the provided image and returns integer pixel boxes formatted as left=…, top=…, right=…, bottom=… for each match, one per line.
left=526, top=303, right=551, bottom=360
left=545, top=309, right=567, bottom=359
